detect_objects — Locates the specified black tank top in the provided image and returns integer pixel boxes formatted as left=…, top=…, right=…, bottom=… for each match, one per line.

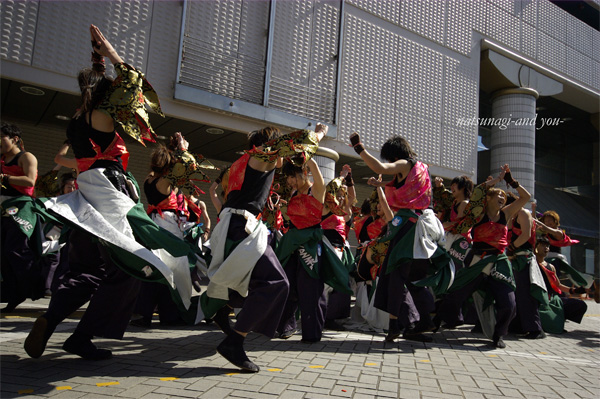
left=471, top=210, right=508, bottom=254
left=66, top=113, right=124, bottom=173
left=1, top=152, right=25, bottom=196
left=144, top=177, right=170, bottom=206
left=223, top=164, right=275, bottom=216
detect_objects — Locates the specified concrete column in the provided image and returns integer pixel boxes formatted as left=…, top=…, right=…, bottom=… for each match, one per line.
left=313, top=147, right=339, bottom=185
left=490, top=87, right=538, bottom=200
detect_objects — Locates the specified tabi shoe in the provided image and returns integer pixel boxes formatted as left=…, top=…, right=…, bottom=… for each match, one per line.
left=492, top=333, right=506, bottom=349
left=470, top=324, right=483, bottom=334
left=212, top=306, right=234, bottom=336
left=130, top=317, right=151, bottom=328
left=279, top=329, right=297, bottom=339
left=300, top=337, right=320, bottom=344
left=62, top=334, right=112, bottom=360
left=384, top=328, right=402, bottom=342
left=403, top=328, right=433, bottom=343
left=24, top=316, right=51, bottom=358
left=523, top=330, right=546, bottom=339
left=216, top=336, right=259, bottom=373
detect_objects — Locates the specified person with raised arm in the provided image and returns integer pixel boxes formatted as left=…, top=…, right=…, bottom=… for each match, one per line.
left=25, top=25, right=197, bottom=360
left=434, top=165, right=531, bottom=348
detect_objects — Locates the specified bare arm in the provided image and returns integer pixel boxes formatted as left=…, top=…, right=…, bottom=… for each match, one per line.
left=6, top=152, right=38, bottom=187
left=54, top=143, right=78, bottom=170
left=377, top=186, right=394, bottom=223
left=90, top=24, right=123, bottom=64
left=307, top=158, right=325, bottom=204
left=209, top=181, right=223, bottom=214
left=348, top=132, right=411, bottom=176
left=512, top=209, right=533, bottom=249
left=536, top=221, right=565, bottom=241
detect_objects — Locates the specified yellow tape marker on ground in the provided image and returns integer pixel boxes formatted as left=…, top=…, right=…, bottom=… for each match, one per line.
left=309, top=365, right=324, bottom=368
left=488, top=355, right=498, bottom=357
left=159, top=377, right=179, bottom=381
left=226, top=373, right=240, bottom=376
left=267, top=368, right=282, bottom=372
left=419, top=360, right=431, bottom=362
left=18, top=389, right=34, bottom=394
left=56, top=386, right=72, bottom=391
left=539, top=352, right=548, bottom=355
left=96, top=381, right=119, bottom=387
left=365, top=363, right=377, bottom=366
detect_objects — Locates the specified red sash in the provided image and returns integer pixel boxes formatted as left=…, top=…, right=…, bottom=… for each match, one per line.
left=226, top=153, right=250, bottom=196
left=76, top=133, right=129, bottom=172
left=146, top=190, right=178, bottom=216
left=367, top=217, right=386, bottom=240
left=287, top=194, right=323, bottom=229
left=539, top=263, right=562, bottom=295
left=549, top=232, right=579, bottom=247
left=472, top=221, right=509, bottom=253
left=321, top=213, right=347, bottom=240
left=384, top=161, right=431, bottom=211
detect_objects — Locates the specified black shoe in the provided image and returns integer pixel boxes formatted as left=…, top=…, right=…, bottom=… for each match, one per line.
left=385, top=329, right=402, bottom=342
left=492, top=334, right=506, bottom=349
left=432, top=315, right=442, bottom=333
left=62, top=334, right=112, bottom=360
left=279, top=329, right=297, bottom=339
left=470, top=324, right=483, bottom=334
left=403, top=329, right=433, bottom=343
left=412, top=320, right=436, bottom=334
left=24, top=316, right=50, bottom=358
left=212, top=306, right=233, bottom=336
left=130, top=318, right=151, bottom=328
left=2, top=300, right=24, bottom=313
left=523, top=331, right=546, bottom=339
left=324, top=319, right=346, bottom=331
left=216, top=336, right=259, bottom=373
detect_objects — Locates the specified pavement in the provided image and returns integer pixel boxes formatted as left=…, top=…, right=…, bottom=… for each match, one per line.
left=1, top=296, right=599, bottom=399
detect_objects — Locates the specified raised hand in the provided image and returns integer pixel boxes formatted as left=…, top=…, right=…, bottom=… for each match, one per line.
left=434, top=176, right=444, bottom=188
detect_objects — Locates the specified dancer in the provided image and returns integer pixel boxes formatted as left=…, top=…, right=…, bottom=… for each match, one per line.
left=435, top=165, right=530, bottom=348
left=1, top=122, right=41, bottom=312
left=535, top=236, right=587, bottom=333
left=25, top=24, right=196, bottom=360
left=202, top=125, right=327, bottom=372
left=349, top=133, right=447, bottom=342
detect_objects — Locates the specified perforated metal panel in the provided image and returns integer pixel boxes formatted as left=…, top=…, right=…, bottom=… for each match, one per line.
left=442, top=57, right=478, bottom=174
left=34, top=1, right=152, bottom=79
left=521, top=0, right=537, bottom=26
left=520, top=19, right=538, bottom=60
left=397, top=111, right=441, bottom=166
left=179, top=0, right=269, bottom=104
left=537, top=0, right=566, bottom=43
left=538, top=30, right=565, bottom=73
left=345, top=0, right=400, bottom=25
left=338, top=14, right=399, bottom=152
left=485, top=3, right=520, bottom=50
left=445, top=0, right=473, bottom=56
left=399, top=0, right=445, bottom=46
left=145, top=1, right=183, bottom=98
left=0, top=0, right=38, bottom=64
left=269, top=0, right=340, bottom=123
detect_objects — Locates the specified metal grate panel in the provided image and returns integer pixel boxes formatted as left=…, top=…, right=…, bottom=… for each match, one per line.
left=179, top=0, right=269, bottom=105
left=345, top=0, right=400, bottom=25
left=338, top=13, right=399, bottom=152
left=538, top=0, right=566, bottom=43
left=34, top=1, right=152, bottom=79
left=400, top=0, right=445, bottom=46
left=442, top=124, right=477, bottom=174
left=485, top=3, right=520, bottom=50
left=445, top=0, right=473, bottom=56
left=520, top=19, right=537, bottom=60
left=269, top=0, right=340, bottom=123
left=0, top=0, right=38, bottom=65
left=538, top=30, right=565, bottom=73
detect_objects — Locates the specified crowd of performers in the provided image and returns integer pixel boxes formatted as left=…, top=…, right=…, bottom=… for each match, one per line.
left=1, top=25, right=596, bottom=373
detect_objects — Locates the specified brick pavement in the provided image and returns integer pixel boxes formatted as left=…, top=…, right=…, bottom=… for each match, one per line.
left=1, top=298, right=599, bottom=398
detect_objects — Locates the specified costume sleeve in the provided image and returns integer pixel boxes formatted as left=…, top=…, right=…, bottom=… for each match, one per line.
left=96, top=63, right=164, bottom=146
left=164, top=150, right=211, bottom=197
left=247, top=129, right=320, bottom=165
left=432, top=186, right=453, bottom=222
left=324, top=177, right=347, bottom=216
left=34, top=169, right=60, bottom=198
left=453, top=182, right=488, bottom=234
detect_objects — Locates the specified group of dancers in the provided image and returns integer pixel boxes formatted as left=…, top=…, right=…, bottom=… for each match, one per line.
left=1, top=25, right=593, bottom=373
